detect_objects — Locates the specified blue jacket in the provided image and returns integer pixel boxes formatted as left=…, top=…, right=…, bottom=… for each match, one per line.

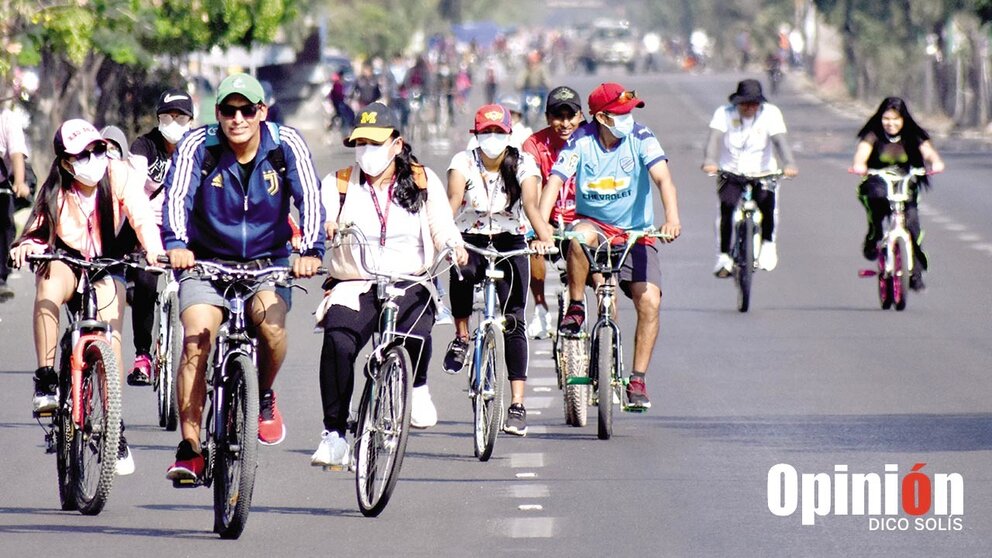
left=161, top=122, right=325, bottom=260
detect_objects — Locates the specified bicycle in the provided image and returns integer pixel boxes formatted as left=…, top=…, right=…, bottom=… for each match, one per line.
left=460, top=242, right=551, bottom=461
left=857, top=167, right=927, bottom=311
left=151, top=269, right=181, bottom=430
left=31, top=251, right=159, bottom=515
left=333, top=226, right=453, bottom=515
left=719, top=170, right=783, bottom=313
left=557, top=228, right=672, bottom=440
left=170, top=260, right=303, bottom=539
left=549, top=233, right=590, bottom=428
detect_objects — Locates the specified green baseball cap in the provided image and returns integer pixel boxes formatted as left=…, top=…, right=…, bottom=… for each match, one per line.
left=216, top=73, right=265, bottom=105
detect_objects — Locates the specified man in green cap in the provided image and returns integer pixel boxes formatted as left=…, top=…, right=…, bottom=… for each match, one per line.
left=161, top=73, right=326, bottom=482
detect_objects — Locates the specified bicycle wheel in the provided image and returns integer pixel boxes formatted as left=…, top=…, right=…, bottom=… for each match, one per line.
left=355, top=345, right=413, bottom=517
left=877, top=250, right=893, bottom=310
left=594, top=330, right=615, bottom=440
left=552, top=290, right=565, bottom=390
left=735, top=217, right=755, bottom=313
left=73, top=339, right=121, bottom=515
left=55, top=343, right=77, bottom=511
left=893, top=244, right=908, bottom=311
left=158, top=291, right=180, bottom=431
left=212, top=353, right=259, bottom=539
left=560, top=335, right=589, bottom=428
left=473, top=327, right=505, bottom=461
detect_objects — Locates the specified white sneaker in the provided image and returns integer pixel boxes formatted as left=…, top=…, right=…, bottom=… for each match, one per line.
left=435, top=303, right=454, bottom=325
left=526, top=306, right=550, bottom=339
left=311, top=430, right=349, bottom=469
left=541, top=306, right=554, bottom=335
left=32, top=393, right=58, bottom=415
left=410, top=385, right=438, bottom=429
left=116, top=436, right=135, bottom=476
left=758, top=241, right=778, bottom=271
left=713, top=253, right=733, bottom=278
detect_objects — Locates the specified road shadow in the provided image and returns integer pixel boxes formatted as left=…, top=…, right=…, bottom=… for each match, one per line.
left=654, top=413, right=992, bottom=453
left=139, top=503, right=357, bottom=517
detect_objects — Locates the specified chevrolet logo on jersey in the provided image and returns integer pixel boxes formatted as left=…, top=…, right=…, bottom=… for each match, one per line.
left=360, top=111, right=378, bottom=124
left=263, top=169, right=279, bottom=195
left=582, top=177, right=633, bottom=201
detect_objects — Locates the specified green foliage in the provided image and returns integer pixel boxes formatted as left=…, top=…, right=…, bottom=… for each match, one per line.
left=326, top=0, right=437, bottom=58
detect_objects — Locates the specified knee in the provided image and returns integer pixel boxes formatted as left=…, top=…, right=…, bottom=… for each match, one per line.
left=634, top=289, right=661, bottom=318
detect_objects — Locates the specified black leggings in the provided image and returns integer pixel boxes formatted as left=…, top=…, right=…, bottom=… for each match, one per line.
left=859, top=177, right=925, bottom=268
left=318, top=284, right=435, bottom=435
left=718, top=176, right=776, bottom=253
left=448, top=233, right=529, bottom=382
left=128, top=267, right=159, bottom=356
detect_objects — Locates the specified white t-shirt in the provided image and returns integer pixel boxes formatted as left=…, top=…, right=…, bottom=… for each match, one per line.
left=0, top=108, right=28, bottom=182
left=448, top=148, right=540, bottom=235
left=709, top=103, right=787, bottom=175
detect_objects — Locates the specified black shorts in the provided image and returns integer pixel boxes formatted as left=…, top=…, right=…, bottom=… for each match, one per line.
left=566, top=219, right=663, bottom=298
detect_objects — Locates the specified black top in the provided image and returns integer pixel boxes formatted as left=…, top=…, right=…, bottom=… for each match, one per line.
left=130, top=128, right=171, bottom=190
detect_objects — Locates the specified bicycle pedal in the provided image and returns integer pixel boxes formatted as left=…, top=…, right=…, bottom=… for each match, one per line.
left=622, top=404, right=649, bottom=414
left=172, top=478, right=200, bottom=488
left=33, top=410, right=55, bottom=419
left=321, top=464, right=347, bottom=472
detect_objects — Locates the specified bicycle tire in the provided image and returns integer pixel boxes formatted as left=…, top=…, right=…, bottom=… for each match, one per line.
left=594, top=329, right=615, bottom=440
left=212, top=353, right=259, bottom=539
left=158, top=291, right=180, bottom=431
left=73, top=339, right=121, bottom=515
left=55, top=342, right=77, bottom=511
left=355, top=345, right=413, bottom=516
left=736, top=217, right=754, bottom=313
left=893, top=244, right=908, bottom=311
left=552, top=290, right=565, bottom=390
left=473, top=327, right=505, bottom=461
left=560, top=335, right=589, bottom=428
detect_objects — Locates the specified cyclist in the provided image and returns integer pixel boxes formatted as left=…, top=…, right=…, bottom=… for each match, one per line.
left=161, top=73, right=325, bottom=481
left=851, top=96, right=944, bottom=291
left=11, top=118, right=165, bottom=475
left=311, top=103, right=467, bottom=467
left=442, top=103, right=554, bottom=436
left=521, top=86, right=584, bottom=339
left=538, top=82, right=681, bottom=410
left=119, top=88, right=195, bottom=386
left=0, top=100, right=31, bottom=301
left=702, top=79, right=798, bottom=277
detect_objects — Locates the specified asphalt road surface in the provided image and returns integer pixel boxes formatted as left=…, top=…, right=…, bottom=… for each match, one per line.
left=1, top=66, right=990, bottom=557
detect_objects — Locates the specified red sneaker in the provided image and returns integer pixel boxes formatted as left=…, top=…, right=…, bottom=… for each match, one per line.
left=258, top=390, right=286, bottom=445
left=166, top=440, right=204, bottom=481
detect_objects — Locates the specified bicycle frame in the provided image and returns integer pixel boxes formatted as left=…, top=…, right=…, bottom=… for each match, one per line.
left=869, top=167, right=924, bottom=278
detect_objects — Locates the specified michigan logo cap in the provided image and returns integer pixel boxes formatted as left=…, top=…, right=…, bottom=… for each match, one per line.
left=344, top=102, right=396, bottom=147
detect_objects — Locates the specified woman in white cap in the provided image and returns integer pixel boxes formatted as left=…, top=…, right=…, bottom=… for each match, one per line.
left=10, top=118, right=165, bottom=475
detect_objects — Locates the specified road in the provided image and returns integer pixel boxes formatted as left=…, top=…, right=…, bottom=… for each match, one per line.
left=1, top=66, right=990, bottom=557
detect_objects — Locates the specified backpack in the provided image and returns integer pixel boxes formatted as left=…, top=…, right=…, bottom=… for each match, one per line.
left=199, top=122, right=289, bottom=182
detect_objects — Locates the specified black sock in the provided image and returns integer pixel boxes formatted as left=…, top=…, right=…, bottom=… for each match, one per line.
left=631, top=371, right=646, bottom=379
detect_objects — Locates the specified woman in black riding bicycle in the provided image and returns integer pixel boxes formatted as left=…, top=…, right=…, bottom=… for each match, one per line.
left=852, top=97, right=945, bottom=291
left=312, top=102, right=467, bottom=469
left=10, top=119, right=165, bottom=475
left=442, top=103, right=555, bottom=437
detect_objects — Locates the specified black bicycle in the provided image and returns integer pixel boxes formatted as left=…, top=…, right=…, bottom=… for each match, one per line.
left=170, top=260, right=304, bottom=539
left=719, top=171, right=782, bottom=312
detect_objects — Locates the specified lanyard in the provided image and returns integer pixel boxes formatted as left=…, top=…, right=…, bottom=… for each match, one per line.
left=71, top=187, right=98, bottom=259
left=367, top=175, right=396, bottom=247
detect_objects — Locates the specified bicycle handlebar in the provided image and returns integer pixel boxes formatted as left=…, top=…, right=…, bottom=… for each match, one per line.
left=28, top=251, right=165, bottom=275
left=336, top=225, right=454, bottom=288
left=463, top=243, right=558, bottom=260
left=864, top=167, right=928, bottom=178
left=557, top=227, right=674, bottom=245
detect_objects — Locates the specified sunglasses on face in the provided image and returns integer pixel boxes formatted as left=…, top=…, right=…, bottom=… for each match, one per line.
left=158, top=113, right=192, bottom=126
left=217, top=103, right=261, bottom=119
left=615, top=90, right=637, bottom=103
left=69, top=142, right=108, bottom=163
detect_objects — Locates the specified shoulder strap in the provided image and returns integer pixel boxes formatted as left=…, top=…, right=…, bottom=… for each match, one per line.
left=410, top=163, right=429, bottom=190
left=335, top=167, right=353, bottom=220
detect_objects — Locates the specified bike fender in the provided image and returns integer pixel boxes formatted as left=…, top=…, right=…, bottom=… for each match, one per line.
left=70, top=335, right=109, bottom=426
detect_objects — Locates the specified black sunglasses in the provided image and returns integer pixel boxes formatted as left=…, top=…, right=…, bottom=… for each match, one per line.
left=69, top=142, right=108, bottom=162
left=217, top=103, right=261, bottom=119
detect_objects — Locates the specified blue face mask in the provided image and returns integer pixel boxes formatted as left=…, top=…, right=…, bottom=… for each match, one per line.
left=603, top=113, right=634, bottom=139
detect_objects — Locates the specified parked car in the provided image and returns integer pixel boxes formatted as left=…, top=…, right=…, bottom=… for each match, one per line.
left=581, top=20, right=638, bottom=74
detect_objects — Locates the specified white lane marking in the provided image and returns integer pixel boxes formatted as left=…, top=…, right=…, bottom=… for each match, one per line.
left=510, top=484, right=550, bottom=498
left=509, top=453, right=544, bottom=468
left=517, top=504, right=544, bottom=511
left=971, top=243, right=992, bottom=254
left=530, top=410, right=542, bottom=416
left=528, top=377, right=557, bottom=386
left=533, top=386, right=553, bottom=392
left=529, top=360, right=555, bottom=369
left=534, top=349, right=552, bottom=355
left=527, top=426, right=548, bottom=435
left=958, top=233, right=981, bottom=242
left=943, top=223, right=966, bottom=232
left=527, top=396, right=554, bottom=409
left=515, top=472, right=537, bottom=478
left=507, top=517, right=556, bottom=538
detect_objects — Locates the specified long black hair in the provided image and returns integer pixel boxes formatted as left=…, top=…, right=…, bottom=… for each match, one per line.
left=16, top=134, right=117, bottom=256
left=857, top=97, right=930, bottom=144
left=473, top=144, right=522, bottom=210
left=389, top=132, right=428, bottom=213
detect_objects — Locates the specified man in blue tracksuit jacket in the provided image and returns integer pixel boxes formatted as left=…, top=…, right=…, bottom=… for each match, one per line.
left=161, top=73, right=325, bottom=481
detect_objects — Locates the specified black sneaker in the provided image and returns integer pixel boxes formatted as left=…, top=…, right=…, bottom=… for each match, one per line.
left=32, top=366, right=58, bottom=416
left=863, top=235, right=880, bottom=261
left=625, top=376, right=652, bottom=409
left=0, top=279, right=14, bottom=302
left=909, top=271, right=925, bottom=292
left=503, top=403, right=527, bottom=436
left=442, top=338, right=470, bottom=375
left=558, top=302, right=585, bottom=335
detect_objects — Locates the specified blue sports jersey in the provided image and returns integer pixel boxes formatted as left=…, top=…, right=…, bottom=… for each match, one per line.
left=550, top=121, right=668, bottom=230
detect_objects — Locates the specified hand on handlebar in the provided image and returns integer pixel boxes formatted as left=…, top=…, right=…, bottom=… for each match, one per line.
left=848, top=165, right=868, bottom=176
left=452, top=245, right=469, bottom=266
left=658, top=222, right=681, bottom=242
left=701, top=163, right=718, bottom=175
left=10, top=243, right=44, bottom=269
left=783, top=165, right=799, bottom=178
left=529, top=238, right=556, bottom=255
left=168, top=248, right=196, bottom=270
left=293, top=255, right=323, bottom=278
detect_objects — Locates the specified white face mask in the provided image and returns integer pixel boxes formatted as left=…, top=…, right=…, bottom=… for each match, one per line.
left=355, top=138, right=397, bottom=177
left=159, top=120, right=190, bottom=145
left=477, top=133, right=510, bottom=158
left=71, top=153, right=109, bottom=187
left=603, top=113, right=634, bottom=139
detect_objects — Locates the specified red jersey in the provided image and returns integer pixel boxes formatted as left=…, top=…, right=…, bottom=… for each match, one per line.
left=522, top=126, right=576, bottom=227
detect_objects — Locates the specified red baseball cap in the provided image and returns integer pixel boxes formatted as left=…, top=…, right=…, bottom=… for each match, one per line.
left=470, top=104, right=512, bottom=134
left=587, top=82, right=644, bottom=115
